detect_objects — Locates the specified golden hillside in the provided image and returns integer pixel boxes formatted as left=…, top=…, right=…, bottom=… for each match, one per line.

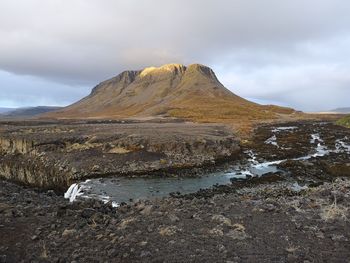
left=45, top=63, right=295, bottom=124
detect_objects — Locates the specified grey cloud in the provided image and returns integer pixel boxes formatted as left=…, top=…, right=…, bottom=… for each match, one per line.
left=0, top=0, right=349, bottom=110
left=219, top=63, right=350, bottom=111
left=0, top=70, right=88, bottom=107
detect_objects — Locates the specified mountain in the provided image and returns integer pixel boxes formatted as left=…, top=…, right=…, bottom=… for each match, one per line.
left=330, top=107, right=350, bottom=114
left=45, top=63, right=294, bottom=122
left=2, top=106, right=62, bottom=118
left=0, top=108, right=15, bottom=114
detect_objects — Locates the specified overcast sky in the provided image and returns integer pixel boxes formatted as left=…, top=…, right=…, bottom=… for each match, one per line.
left=0, top=0, right=349, bottom=111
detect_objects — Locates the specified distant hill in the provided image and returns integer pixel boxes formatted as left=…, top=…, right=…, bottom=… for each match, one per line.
left=0, top=107, right=15, bottom=114
left=2, top=106, right=62, bottom=118
left=44, top=63, right=295, bottom=123
left=330, top=107, right=350, bottom=114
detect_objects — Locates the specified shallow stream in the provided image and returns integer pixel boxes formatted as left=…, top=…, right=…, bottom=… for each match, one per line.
left=65, top=126, right=350, bottom=206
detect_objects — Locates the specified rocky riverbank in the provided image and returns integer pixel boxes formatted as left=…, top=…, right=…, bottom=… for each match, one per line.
left=1, top=176, right=349, bottom=262
left=1, top=120, right=350, bottom=262
left=63, top=121, right=350, bottom=205
left=0, top=120, right=240, bottom=191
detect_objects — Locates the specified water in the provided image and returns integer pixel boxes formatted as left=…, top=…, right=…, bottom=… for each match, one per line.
left=64, top=127, right=350, bottom=205
left=78, top=173, right=239, bottom=204
left=66, top=159, right=280, bottom=205
left=271, top=126, right=297, bottom=133
left=265, top=135, right=278, bottom=147
left=336, top=137, right=350, bottom=153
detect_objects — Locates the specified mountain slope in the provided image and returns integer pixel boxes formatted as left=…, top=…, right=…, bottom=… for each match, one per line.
left=0, top=108, right=15, bottom=114
left=45, top=63, right=294, bottom=122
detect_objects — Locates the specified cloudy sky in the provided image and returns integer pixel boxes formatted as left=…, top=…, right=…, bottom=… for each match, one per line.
left=0, top=0, right=349, bottom=111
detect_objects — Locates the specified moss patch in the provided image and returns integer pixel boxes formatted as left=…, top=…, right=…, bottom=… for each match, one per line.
left=336, top=115, right=350, bottom=128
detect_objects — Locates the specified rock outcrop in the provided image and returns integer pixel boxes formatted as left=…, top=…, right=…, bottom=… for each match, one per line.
left=0, top=121, right=240, bottom=190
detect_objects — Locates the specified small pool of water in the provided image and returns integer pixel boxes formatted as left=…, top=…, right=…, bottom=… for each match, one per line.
left=65, top=159, right=280, bottom=205
left=65, top=155, right=286, bottom=205
left=80, top=173, right=238, bottom=204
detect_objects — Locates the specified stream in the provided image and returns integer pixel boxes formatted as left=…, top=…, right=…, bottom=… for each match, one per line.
left=64, top=127, right=350, bottom=206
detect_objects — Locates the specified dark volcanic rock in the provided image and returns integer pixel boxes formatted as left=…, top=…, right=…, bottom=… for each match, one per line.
left=0, top=121, right=240, bottom=190
left=0, top=120, right=350, bottom=262
left=0, top=176, right=350, bottom=262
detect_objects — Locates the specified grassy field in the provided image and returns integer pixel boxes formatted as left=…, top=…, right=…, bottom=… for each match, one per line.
left=336, top=115, right=350, bottom=128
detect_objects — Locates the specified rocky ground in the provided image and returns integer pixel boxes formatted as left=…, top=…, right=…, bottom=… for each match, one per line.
left=0, top=120, right=350, bottom=262
left=0, top=177, right=349, bottom=262
left=0, top=120, right=239, bottom=191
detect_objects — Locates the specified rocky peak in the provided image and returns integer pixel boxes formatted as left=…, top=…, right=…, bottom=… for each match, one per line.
left=89, top=63, right=222, bottom=97
left=136, top=63, right=221, bottom=84
left=140, top=63, right=187, bottom=78
left=107, top=70, right=140, bottom=86
left=90, top=70, right=140, bottom=96
left=186, top=63, right=219, bottom=81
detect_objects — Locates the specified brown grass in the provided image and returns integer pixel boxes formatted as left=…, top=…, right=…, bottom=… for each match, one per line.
left=320, top=198, right=348, bottom=222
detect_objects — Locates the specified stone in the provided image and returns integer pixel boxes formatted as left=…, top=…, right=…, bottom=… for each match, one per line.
left=107, top=249, right=117, bottom=257
left=331, top=234, right=348, bottom=242
left=140, top=251, right=152, bottom=258
left=211, top=214, right=232, bottom=226
left=31, top=235, right=39, bottom=241
left=140, top=205, right=153, bottom=216
left=159, top=226, right=179, bottom=236
left=0, top=203, right=12, bottom=213
left=209, top=228, right=224, bottom=237
left=62, top=229, right=77, bottom=237
left=81, top=208, right=96, bottom=219
left=92, top=165, right=100, bottom=172
left=168, top=213, right=180, bottom=223
left=226, top=229, right=249, bottom=240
